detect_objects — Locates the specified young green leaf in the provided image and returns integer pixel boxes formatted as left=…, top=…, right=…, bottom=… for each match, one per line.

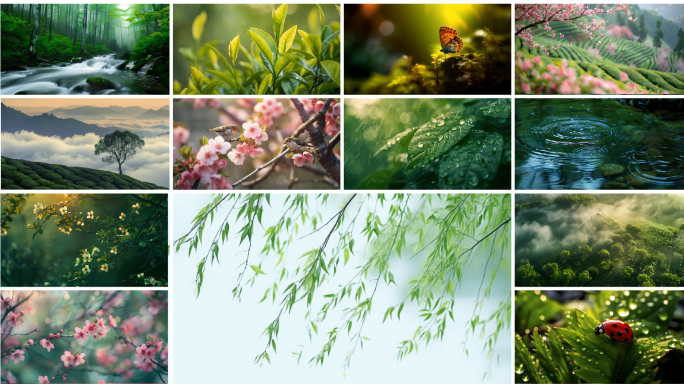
left=278, top=25, right=298, bottom=54
left=192, top=11, right=207, bottom=42
left=248, top=29, right=274, bottom=64
left=320, top=60, right=340, bottom=86
left=190, top=66, right=204, bottom=90
left=229, top=35, right=240, bottom=66
left=272, top=4, right=288, bottom=43
left=250, top=265, right=266, bottom=275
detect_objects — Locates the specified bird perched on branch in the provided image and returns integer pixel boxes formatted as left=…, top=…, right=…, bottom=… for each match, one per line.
left=284, top=137, right=313, bottom=152
left=206, top=125, right=242, bottom=142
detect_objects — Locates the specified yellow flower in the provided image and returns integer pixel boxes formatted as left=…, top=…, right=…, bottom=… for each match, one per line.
left=101, top=264, right=109, bottom=272
left=110, top=248, right=118, bottom=255
left=119, top=213, right=126, bottom=220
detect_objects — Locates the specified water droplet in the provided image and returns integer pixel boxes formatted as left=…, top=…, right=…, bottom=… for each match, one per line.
left=459, top=120, right=465, bottom=125
left=418, top=144, right=424, bottom=148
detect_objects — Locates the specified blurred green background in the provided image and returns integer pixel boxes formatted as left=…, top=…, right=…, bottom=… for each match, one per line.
left=344, top=4, right=511, bottom=87
left=173, top=4, right=340, bottom=86
left=1, top=194, right=168, bottom=287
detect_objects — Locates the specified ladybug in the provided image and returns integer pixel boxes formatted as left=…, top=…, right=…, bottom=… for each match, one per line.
left=594, top=320, right=634, bottom=343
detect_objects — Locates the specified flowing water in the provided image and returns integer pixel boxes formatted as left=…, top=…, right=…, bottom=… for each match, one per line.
left=516, top=99, right=684, bottom=190
left=1, top=54, right=166, bottom=95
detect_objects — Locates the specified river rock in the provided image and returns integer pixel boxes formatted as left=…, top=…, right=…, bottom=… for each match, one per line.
left=86, top=77, right=117, bottom=92
left=597, top=163, right=624, bottom=177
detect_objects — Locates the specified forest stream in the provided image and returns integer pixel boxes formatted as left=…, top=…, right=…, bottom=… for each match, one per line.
left=1, top=54, right=166, bottom=95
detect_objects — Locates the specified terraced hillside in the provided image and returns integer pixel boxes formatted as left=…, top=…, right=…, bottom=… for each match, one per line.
left=517, top=37, right=684, bottom=93
left=1, top=157, right=165, bottom=190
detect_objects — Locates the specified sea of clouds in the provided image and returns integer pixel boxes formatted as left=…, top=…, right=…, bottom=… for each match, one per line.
left=2, top=131, right=170, bottom=187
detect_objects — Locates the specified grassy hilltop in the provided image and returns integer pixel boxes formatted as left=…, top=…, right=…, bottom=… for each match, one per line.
left=1, top=157, right=165, bottom=190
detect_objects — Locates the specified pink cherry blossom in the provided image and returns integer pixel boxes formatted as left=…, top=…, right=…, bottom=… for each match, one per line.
left=148, top=300, right=162, bottom=316
left=40, top=338, right=55, bottom=352
left=1, top=297, right=12, bottom=311
left=39, top=376, right=50, bottom=384
left=302, top=152, right=315, bottom=165
left=109, top=316, right=118, bottom=328
left=292, top=153, right=306, bottom=167
left=249, top=147, right=265, bottom=159
left=242, top=122, right=263, bottom=140
left=6, top=311, right=22, bottom=328
left=74, top=327, right=88, bottom=344
left=196, top=145, right=219, bottom=166
left=96, top=349, right=117, bottom=365
left=228, top=150, right=245, bottom=165
left=136, top=344, right=156, bottom=360
left=61, top=352, right=76, bottom=367
left=208, top=136, right=231, bottom=154
left=161, top=347, right=168, bottom=365
left=173, top=125, right=190, bottom=149
left=6, top=372, right=16, bottom=384
left=9, top=349, right=25, bottom=363
left=136, top=359, right=155, bottom=372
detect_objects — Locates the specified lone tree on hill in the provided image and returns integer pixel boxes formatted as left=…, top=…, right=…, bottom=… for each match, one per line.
left=94, top=130, right=145, bottom=175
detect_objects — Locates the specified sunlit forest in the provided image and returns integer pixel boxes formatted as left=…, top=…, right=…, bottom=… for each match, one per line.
left=1, top=4, right=169, bottom=94
left=344, top=98, right=511, bottom=190
left=345, top=4, right=511, bottom=95
left=516, top=194, right=684, bottom=287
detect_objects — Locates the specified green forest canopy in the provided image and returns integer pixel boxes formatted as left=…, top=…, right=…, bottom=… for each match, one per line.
left=1, top=4, right=169, bottom=68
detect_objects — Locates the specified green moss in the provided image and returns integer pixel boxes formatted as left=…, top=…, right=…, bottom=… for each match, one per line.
left=86, top=77, right=117, bottom=92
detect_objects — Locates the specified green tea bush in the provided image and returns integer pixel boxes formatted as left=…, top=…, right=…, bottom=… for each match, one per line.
left=175, top=4, right=340, bottom=95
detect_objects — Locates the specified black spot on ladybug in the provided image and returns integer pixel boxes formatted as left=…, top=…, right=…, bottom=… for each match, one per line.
left=612, top=324, right=618, bottom=328
left=610, top=332, right=615, bottom=336
left=624, top=327, right=630, bottom=333
left=617, top=331, right=623, bottom=337
left=625, top=337, right=630, bottom=342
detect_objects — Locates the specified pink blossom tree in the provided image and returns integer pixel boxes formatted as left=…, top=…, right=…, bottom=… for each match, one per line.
left=1, top=291, right=168, bottom=383
left=173, top=98, right=340, bottom=190
left=516, top=4, right=633, bottom=55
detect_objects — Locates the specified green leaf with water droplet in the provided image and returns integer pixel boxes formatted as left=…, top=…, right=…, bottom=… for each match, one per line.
left=407, top=112, right=473, bottom=168
left=437, top=131, right=503, bottom=189
left=480, top=99, right=511, bottom=119
left=373, top=126, right=419, bottom=157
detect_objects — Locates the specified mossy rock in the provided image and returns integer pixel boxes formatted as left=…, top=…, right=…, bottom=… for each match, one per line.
left=86, top=77, right=117, bottom=92
left=598, top=163, right=625, bottom=177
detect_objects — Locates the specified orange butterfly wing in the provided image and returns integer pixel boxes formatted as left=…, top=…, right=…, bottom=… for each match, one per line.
left=439, top=26, right=464, bottom=53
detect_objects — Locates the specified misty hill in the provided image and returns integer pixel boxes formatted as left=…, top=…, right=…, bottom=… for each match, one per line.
left=516, top=194, right=684, bottom=287
left=1, top=157, right=165, bottom=190
left=136, top=106, right=169, bottom=119
left=1, top=103, right=121, bottom=138
left=49, top=105, right=168, bottom=120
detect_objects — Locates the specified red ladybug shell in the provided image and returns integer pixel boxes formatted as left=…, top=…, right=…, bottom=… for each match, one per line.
left=594, top=320, right=634, bottom=343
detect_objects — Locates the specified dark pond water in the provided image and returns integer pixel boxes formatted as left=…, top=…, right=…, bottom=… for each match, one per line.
left=516, top=99, right=684, bottom=190
left=1, top=54, right=166, bottom=95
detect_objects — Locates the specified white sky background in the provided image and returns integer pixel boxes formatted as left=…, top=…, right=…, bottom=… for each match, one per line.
left=173, top=194, right=511, bottom=383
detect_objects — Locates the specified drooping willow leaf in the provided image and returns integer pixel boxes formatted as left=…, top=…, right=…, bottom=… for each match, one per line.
left=407, top=112, right=475, bottom=167
left=438, top=130, right=503, bottom=189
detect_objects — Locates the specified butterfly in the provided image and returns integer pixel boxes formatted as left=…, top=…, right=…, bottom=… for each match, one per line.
left=439, top=26, right=464, bottom=54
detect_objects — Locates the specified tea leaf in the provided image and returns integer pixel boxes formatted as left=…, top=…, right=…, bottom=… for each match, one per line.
left=248, top=28, right=274, bottom=64
left=229, top=35, right=240, bottom=66
left=272, top=4, right=288, bottom=42
left=321, top=60, right=339, bottom=86
left=192, top=11, right=207, bottom=42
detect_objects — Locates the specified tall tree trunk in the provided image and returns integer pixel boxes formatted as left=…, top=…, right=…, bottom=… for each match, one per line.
left=28, top=4, right=41, bottom=65
left=49, top=4, right=53, bottom=41
left=73, top=4, right=78, bottom=46
left=92, top=4, right=98, bottom=47
left=42, top=3, right=47, bottom=36
left=28, top=4, right=33, bottom=24
left=79, top=4, right=87, bottom=56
